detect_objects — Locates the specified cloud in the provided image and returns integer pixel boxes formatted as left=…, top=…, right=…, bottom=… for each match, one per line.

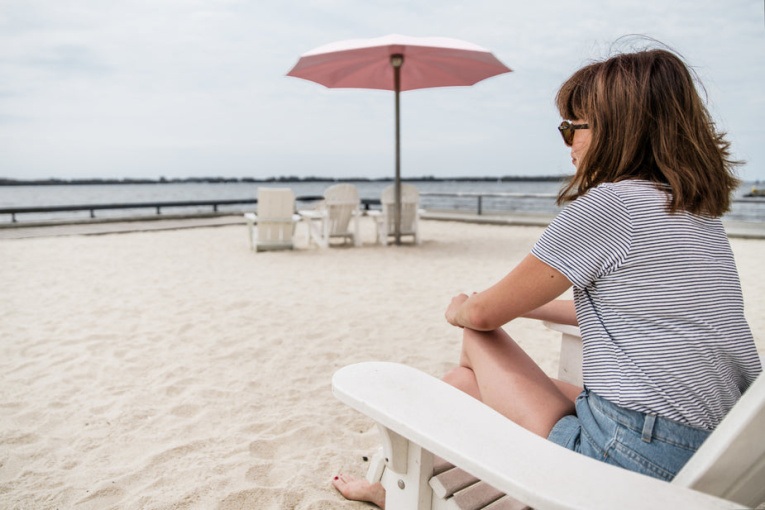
left=0, top=0, right=763, bottom=180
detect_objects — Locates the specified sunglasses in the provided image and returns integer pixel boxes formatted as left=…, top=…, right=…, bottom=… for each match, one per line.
left=558, top=121, right=590, bottom=146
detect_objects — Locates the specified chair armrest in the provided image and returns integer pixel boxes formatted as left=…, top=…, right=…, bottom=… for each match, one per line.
left=298, top=210, right=324, bottom=219
left=542, top=321, right=583, bottom=386
left=244, top=212, right=300, bottom=223
left=542, top=321, right=581, bottom=337
left=332, top=362, right=737, bottom=510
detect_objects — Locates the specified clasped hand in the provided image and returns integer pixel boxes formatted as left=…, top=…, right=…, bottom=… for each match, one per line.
left=445, top=292, right=471, bottom=328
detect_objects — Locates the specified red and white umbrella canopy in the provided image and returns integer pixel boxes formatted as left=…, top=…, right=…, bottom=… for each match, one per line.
left=287, top=34, right=511, bottom=91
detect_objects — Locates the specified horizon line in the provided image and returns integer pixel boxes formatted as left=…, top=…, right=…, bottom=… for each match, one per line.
left=0, top=175, right=573, bottom=186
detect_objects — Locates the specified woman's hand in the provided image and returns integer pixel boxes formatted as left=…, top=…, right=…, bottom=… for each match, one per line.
left=445, top=293, right=471, bottom=328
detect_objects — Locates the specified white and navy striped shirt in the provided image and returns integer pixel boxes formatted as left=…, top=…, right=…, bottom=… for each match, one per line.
left=532, top=180, right=761, bottom=430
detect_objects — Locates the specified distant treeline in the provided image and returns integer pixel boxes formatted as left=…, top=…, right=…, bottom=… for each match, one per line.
left=0, top=175, right=570, bottom=186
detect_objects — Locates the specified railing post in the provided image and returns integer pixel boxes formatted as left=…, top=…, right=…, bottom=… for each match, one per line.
left=477, top=196, right=483, bottom=215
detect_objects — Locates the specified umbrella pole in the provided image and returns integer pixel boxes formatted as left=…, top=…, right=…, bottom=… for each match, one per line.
left=391, top=54, right=403, bottom=245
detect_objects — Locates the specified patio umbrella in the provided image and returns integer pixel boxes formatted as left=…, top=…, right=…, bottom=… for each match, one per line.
left=287, top=34, right=512, bottom=245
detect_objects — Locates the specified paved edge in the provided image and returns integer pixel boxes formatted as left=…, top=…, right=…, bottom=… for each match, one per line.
left=1, top=212, right=763, bottom=240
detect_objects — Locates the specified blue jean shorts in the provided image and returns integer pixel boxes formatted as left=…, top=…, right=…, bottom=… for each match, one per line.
left=547, top=388, right=711, bottom=481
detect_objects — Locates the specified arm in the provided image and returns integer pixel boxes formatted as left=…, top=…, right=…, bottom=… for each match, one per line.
left=446, top=253, right=573, bottom=331
left=523, top=299, right=578, bottom=326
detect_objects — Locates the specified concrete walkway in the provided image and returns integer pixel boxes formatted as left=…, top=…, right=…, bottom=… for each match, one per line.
left=0, top=215, right=245, bottom=240
left=1, top=211, right=764, bottom=240
left=422, top=211, right=765, bottom=239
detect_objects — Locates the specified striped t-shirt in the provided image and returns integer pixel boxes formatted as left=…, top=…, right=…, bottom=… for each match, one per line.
left=531, top=180, right=761, bottom=430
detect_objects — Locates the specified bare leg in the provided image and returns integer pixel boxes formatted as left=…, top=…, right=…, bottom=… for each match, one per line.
left=445, top=364, right=582, bottom=405
left=444, top=327, right=577, bottom=437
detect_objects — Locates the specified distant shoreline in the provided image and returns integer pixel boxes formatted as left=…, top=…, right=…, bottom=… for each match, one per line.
left=0, top=175, right=570, bottom=186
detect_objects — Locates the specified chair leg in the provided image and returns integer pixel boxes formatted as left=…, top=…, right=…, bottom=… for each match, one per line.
left=353, top=213, right=361, bottom=247
left=247, top=222, right=257, bottom=251
left=320, top=218, right=330, bottom=248
left=305, top=218, right=329, bottom=248
left=366, top=448, right=386, bottom=484
left=372, top=217, right=386, bottom=246
left=376, top=424, right=433, bottom=510
left=379, top=225, right=389, bottom=246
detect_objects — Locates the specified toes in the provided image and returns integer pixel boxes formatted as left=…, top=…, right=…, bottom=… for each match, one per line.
left=332, top=474, right=355, bottom=495
left=332, top=474, right=344, bottom=489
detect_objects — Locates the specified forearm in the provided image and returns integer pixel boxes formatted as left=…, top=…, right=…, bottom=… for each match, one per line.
left=522, top=299, right=578, bottom=326
left=446, top=254, right=573, bottom=331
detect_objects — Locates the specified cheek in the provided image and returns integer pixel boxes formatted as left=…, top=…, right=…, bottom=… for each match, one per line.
left=573, top=134, right=591, bottom=155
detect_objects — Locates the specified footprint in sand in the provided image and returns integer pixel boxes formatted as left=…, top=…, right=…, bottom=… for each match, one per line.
left=248, top=438, right=278, bottom=460
left=170, top=404, right=201, bottom=418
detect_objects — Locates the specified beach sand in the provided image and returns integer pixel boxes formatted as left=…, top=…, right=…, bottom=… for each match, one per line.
left=1, top=218, right=762, bottom=509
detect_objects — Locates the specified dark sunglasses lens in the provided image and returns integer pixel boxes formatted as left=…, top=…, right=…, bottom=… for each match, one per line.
left=558, top=122, right=573, bottom=146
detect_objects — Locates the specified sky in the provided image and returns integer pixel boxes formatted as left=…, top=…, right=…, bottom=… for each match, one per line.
left=1, top=0, right=764, bottom=182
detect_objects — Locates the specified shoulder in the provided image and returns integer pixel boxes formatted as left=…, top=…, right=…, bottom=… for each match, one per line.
left=560, top=181, right=632, bottom=222
left=585, top=179, right=664, bottom=200
left=533, top=181, right=635, bottom=285
left=571, top=180, right=670, bottom=217
left=596, top=179, right=668, bottom=204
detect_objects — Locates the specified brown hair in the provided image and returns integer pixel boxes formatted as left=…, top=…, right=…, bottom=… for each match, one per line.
left=555, top=47, right=740, bottom=217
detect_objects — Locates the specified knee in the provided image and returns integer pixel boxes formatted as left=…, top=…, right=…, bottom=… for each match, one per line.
left=458, top=327, right=487, bottom=365
left=443, top=366, right=480, bottom=399
left=442, top=366, right=468, bottom=387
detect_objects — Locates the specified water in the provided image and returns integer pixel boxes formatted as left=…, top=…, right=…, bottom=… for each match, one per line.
left=0, top=180, right=762, bottom=223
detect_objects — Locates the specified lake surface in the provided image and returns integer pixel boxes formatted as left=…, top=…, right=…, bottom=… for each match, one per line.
left=1, top=180, right=762, bottom=223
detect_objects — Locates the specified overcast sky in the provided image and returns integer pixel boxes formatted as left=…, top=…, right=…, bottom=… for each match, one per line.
left=1, top=0, right=764, bottom=182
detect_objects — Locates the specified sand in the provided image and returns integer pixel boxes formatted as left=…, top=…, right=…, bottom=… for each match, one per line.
left=1, top=218, right=763, bottom=510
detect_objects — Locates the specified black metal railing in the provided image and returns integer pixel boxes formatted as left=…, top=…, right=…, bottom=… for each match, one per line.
left=0, top=196, right=379, bottom=223
left=421, top=192, right=559, bottom=215
left=421, top=192, right=765, bottom=217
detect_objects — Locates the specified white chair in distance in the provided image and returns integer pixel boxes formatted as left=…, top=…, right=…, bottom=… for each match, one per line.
left=243, top=188, right=301, bottom=252
left=332, top=322, right=765, bottom=510
left=299, top=184, right=361, bottom=248
left=369, top=183, right=423, bottom=245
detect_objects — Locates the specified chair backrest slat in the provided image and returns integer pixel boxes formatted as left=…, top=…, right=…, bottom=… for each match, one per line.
left=255, top=188, right=296, bottom=248
left=257, top=188, right=295, bottom=220
left=381, top=184, right=420, bottom=235
left=323, top=184, right=360, bottom=235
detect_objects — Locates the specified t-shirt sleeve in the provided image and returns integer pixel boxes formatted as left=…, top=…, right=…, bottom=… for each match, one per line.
left=531, top=185, right=633, bottom=289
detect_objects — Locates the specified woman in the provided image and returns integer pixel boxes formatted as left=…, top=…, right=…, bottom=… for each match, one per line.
left=334, top=46, right=761, bottom=508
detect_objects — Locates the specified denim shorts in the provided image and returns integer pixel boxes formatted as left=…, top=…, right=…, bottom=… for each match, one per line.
left=547, top=388, right=711, bottom=481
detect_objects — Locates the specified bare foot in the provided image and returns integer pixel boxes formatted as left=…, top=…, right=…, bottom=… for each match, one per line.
left=332, top=474, right=386, bottom=509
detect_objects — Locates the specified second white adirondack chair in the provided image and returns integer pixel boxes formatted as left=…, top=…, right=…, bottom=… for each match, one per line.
left=243, top=188, right=301, bottom=252
left=369, top=183, right=423, bottom=245
left=300, top=184, right=361, bottom=248
left=332, top=322, right=765, bottom=510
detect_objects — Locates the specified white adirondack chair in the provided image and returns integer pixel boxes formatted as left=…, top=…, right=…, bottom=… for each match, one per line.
left=332, top=322, right=765, bottom=510
left=369, top=183, right=423, bottom=245
left=243, top=188, right=301, bottom=252
left=299, top=184, right=361, bottom=248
